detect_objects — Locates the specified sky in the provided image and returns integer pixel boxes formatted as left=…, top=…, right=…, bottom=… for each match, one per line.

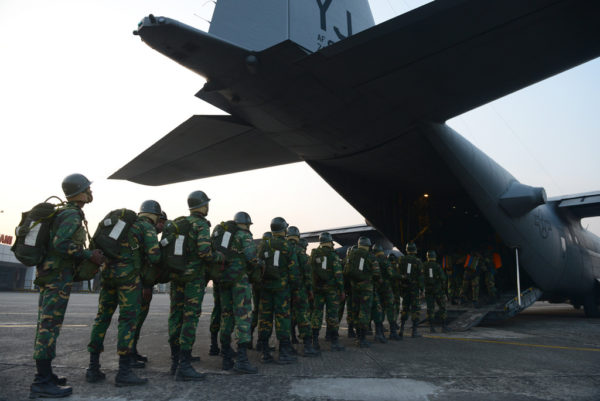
left=0, top=0, right=598, bottom=244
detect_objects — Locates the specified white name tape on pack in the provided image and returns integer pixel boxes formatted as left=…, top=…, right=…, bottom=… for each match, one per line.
left=174, top=235, right=185, bottom=256
left=274, top=250, right=280, bottom=267
left=221, top=231, right=231, bottom=248
left=322, top=256, right=327, bottom=270
left=407, top=263, right=412, bottom=274
left=24, top=222, right=41, bottom=246
left=359, top=258, right=365, bottom=271
left=429, top=268, right=433, bottom=278
left=108, top=219, right=126, bottom=240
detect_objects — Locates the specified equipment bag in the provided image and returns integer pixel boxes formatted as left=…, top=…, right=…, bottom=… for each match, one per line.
left=92, top=208, right=138, bottom=259
left=12, top=196, right=65, bottom=266
left=262, top=237, right=288, bottom=281
left=160, top=216, right=193, bottom=274
left=346, top=247, right=371, bottom=282
left=310, top=247, right=334, bottom=283
left=209, top=220, right=241, bottom=286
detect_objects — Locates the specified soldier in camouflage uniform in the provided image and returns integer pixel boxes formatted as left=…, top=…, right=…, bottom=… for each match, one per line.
left=399, top=242, right=424, bottom=338
left=461, top=252, right=480, bottom=308
left=373, top=244, right=401, bottom=340
left=310, top=232, right=345, bottom=352
left=480, top=250, right=498, bottom=303
left=447, top=253, right=464, bottom=304
left=251, top=232, right=272, bottom=351
left=287, top=227, right=319, bottom=357
left=208, top=280, right=222, bottom=356
left=30, top=174, right=105, bottom=399
left=86, top=200, right=161, bottom=387
left=257, top=217, right=300, bottom=364
left=132, top=211, right=168, bottom=365
left=211, top=212, right=259, bottom=373
left=423, top=250, right=449, bottom=332
left=387, top=253, right=402, bottom=329
left=340, top=246, right=356, bottom=338
left=169, top=191, right=223, bottom=381
left=346, top=237, right=381, bottom=348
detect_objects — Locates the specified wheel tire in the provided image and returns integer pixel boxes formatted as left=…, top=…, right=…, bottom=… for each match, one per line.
left=583, top=292, right=600, bottom=318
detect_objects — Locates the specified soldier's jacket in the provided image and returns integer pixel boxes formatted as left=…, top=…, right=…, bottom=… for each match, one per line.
left=104, top=215, right=160, bottom=284
left=309, top=245, right=344, bottom=293
left=345, top=248, right=381, bottom=293
left=375, top=254, right=395, bottom=286
left=399, top=254, right=424, bottom=291
left=258, top=235, right=300, bottom=291
left=423, top=260, right=447, bottom=292
left=37, top=202, right=91, bottom=282
left=387, top=256, right=401, bottom=281
left=290, top=241, right=313, bottom=295
left=185, top=212, right=216, bottom=279
left=223, top=228, right=258, bottom=284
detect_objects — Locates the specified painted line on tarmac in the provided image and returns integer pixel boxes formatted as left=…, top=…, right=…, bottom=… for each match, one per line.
left=0, top=324, right=88, bottom=328
left=424, top=335, right=600, bottom=352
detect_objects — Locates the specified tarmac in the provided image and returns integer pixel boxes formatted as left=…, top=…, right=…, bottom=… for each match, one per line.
left=0, top=291, right=599, bottom=401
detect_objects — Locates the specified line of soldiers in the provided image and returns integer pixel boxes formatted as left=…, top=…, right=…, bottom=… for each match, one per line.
left=444, top=251, right=499, bottom=308
left=28, top=173, right=451, bottom=399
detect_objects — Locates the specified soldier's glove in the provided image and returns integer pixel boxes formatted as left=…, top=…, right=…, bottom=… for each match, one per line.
left=142, top=288, right=153, bottom=302
left=89, top=249, right=106, bottom=266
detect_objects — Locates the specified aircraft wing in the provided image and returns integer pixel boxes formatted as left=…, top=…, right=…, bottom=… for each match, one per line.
left=552, top=191, right=600, bottom=219
left=109, top=115, right=301, bottom=185
left=301, top=224, right=377, bottom=246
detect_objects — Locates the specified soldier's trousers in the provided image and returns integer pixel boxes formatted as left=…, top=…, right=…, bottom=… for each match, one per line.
left=371, top=289, right=384, bottom=324
left=210, top=283, right=221, bottom=335
left=292, top=286, right=312, bottom=339
left=88, top=277, right=142, bottom=356
left=461, top=276, right=480, bottom=302
left=484, top=273, right=497, bottom=298
left=391, top=283, right=401, bottom=323
left=251, top=287, right=260, bottom=332
left=425, top=289, right=447, bottom=320
left=351, top=289, right=373, bottom=330
left=448, top=273, right=462, bottom=300
left=168, top=276, right=206, bottom=351
left=311, top=288, right=340, bottom=332
left=219, top=275, right=253, bottom=345
left=400, top=287, right=421, bottom=323
left=34, top=268, right=73, bottom=360
left=133, top=290, right=152, bottom=347
left=376, top=282, right=396, bottom=325
left=258, top=288, right=291, bottom=342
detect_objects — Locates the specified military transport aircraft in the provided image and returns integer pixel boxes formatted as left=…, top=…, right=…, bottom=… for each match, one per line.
left=110, top=0, right=600, bottom=317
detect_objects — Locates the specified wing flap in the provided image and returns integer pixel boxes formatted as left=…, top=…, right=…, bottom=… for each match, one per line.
left=555, top=192, right=600, bottom=219
left=109, top=115, right=301, bottom=185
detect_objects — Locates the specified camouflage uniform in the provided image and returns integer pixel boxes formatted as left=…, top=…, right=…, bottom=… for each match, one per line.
left=461, top=254, right=480, bottom=304
left=447, top=254, right=464, bottom=303
left=399, top=254, right=424, bottom=324
left=168, top=212, right=214, bottom=352
left=374, top=253, right=397, bottom=327
left=480, top=253, right=497, bottom=301
left=310, top=245, right=344, bottom=334
left=423, top=260, right=447, bottom=321
left=34, top=202, right=92, bottom=360
left=290, top=240, right=313, bottom=342
left=388, top=255, right=402, bottom=323
left=88, top=215, right=160, bottom=356
left=210, top=283, right=221, bottom=337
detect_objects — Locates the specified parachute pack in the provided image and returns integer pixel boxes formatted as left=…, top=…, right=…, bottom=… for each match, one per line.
left=310, top=247, right=334, bottom=282
left=345, top=247, right=371, bottom=282
left=261, top=237, right=288, bottom=281
left=11, top=197, right=66, bottom=266
left=209, top=220, right=240, bottom=284
left=160, top=216, right=193, bottom=275
left=92, top=208, right=138, bottom=259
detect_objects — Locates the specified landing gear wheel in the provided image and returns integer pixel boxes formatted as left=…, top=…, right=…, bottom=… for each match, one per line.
left=583, top=291, right=600, bottom=318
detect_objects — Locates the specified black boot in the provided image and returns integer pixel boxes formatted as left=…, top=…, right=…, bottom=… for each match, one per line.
left=49, top=363, right=67, bottom=387
left=399, top=320, right=406, bottom=340
left=175, top=350, right=206, bottom=381
left=169, top=344, right=180, bottom=375
left=209, top=332, right=220, bottom=356
left=30, top=359, right=72, bottom=399
left=234, top=343, right=258, bottom=374
left=312, top=329, right=321, bottom=352
left=411, top=322, right=421, bottom=338
left=115, top=354, right=148, bottom=387
left=221, top=343, right=234, bottom=371
left=374, top=323, right=388, bottom=343
left=389, top=322, right=401, bottom=341
left=429, top=319, right=436, bottom=333
left=86, top=352, right=106, bottom=383
left=348, top=324, right=356, bottom=338
left=277, top=339, right=297, bottom=365
left=357, top=328, right=370, bottom=348
left=330, top=330, right=345, bottom=351
left=442, top=319, right=450, bottom=333
left=259, top=338, right=274, bottom=364
left=132, top=344, right=148, bottom=363
left=302, top=336, right=319, bottom=357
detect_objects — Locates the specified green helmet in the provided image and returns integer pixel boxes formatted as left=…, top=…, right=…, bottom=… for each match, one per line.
left=426, top=250, right=437, bottom=260
left=319, top=232, right=333, bottom=243
left=139, top=200, right=161, bottom=215
left=358, top=236, right=371, bottom=247
left=287, top=226, right=300, bottom=237
left=234, top=211, right=252, bottom=225
left=388, top=253, right=398, bottom=261
left=270, top=217, right=288, bottom=233
left=406, top=242, right=417, bottom=254
left=372, top=243, right=384, bottom=253
left=299, top=238, right=308, bottom=249
left=262, top=232, right=273, bottom=240
left=62, top=173, right=92, bottom=198
left=188, top=190, right=210, bottom=209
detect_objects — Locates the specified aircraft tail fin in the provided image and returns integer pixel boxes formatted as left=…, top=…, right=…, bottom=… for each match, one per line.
left=208, top=0, right=375, bottom=52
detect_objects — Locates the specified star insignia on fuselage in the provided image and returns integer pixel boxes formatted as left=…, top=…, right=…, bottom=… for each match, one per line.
left=534, top=210, right=552, bottom=239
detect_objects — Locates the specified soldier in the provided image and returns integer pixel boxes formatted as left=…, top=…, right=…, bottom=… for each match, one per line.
left=132, top=210, right=168, bottom=365
left=447, top=253, right=465, bottom=304
left=461, top=252, right=480, bottom=308
left=257, top=217, right=300, bottom=364
left=387, top=253, right=402, bottom=330
left=252, top=232, right=272, bottom=352
left=373, top=244, right=401, bottom=340
left=399, top=242, right=424, bottom=338
left=86, top=200, right=161, bottom=387
left=480, top=250, right=498, bottom=303
left=30, top=174, right=105, bottom=399
left=208, top=279, right=222, bottom=356
left=340, top=245, right=357, bottom=338
left=168, top=191, right=223, bottom=381
left=346, top=237, right=381, bottom=348
left=287, top=227, right=319, bottom=357
left=212, top=212, right=259, bottom=373
left=309, top=232, right=345, bottom=352
left=423, top=250, right=449, bottom=333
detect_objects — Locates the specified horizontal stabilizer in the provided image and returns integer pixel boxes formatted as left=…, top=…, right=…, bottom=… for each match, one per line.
left=109, top=115, right=301, bottom=186
left=553, top=191, right=600, bottom=219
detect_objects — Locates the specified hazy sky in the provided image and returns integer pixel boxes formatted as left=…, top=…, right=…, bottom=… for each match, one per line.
left=0, top=0, right=598, bottom=242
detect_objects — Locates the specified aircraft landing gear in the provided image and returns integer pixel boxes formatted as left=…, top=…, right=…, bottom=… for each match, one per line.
left=583, top=289, right=600, bottom=318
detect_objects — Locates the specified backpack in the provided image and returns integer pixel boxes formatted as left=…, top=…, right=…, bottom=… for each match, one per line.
left=346, top=247, right=372, bottom=282
left=261, top=237, right=289, bottom=281
left=11, top=197, right=66, bottom=266
left=310, top=247, right=334, bottom=283
left=209, top=220, right=241, bottom=285
left=92, top=208, right=138, bottom=259
left=159, top=216, right=193, bottom=275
